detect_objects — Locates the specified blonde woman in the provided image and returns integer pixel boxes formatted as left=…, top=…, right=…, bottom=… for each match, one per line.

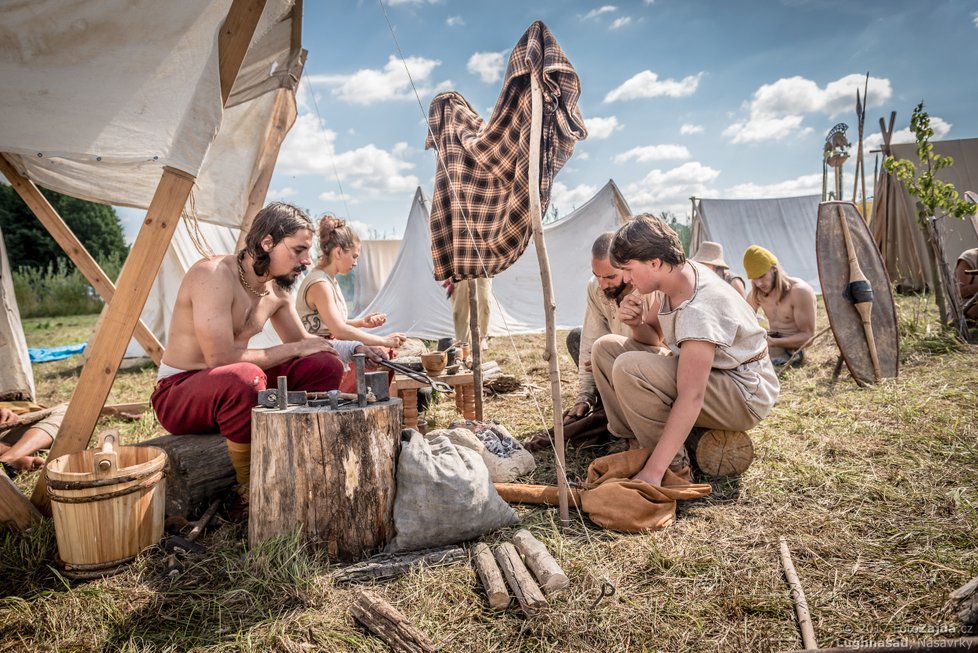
left=297, top=215, right=407, bottom=349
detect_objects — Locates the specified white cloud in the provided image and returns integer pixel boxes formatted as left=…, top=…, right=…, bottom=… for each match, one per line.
left=723, top=114, right=810, bottom=144
left=585, top=116, right=621, bottom=140
left=680, top=123, right=704, bottom=135
left=863, top=116, right=952, bottom=156
left=446, top=16, right=464, bottom=27
left=267, top=186, right=296, bottom=200
left=604, top=70, right=702, bottom=102
left=610, top=16, right=632, bottom=29
left=467, top=51, right=507, bottom=84
left=277, top=96, right=420, bottom=197
left=308, top=55, right=445, bottom=105
left=575, top=151, right=591, bottom=161
left=551, top=182, right=599, bottom=213
left=723, top=174, right=823, bottom=199
left=615, top=144, right=691, bottom=163
left=583, top=6, right=617, bottom=20
left=625, top=161, right=721, bottom=213
left=973, top=11, right=978, bottom=27
left=723, top=74, right=892, bottom=143
left=387, top=0, right=441, bottom=4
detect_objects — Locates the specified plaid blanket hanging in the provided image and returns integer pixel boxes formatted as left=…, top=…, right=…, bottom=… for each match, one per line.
left=425, top=20, right=587, bottom=281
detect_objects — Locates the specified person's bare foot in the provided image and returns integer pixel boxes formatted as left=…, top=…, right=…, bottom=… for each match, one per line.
left=0, top=454, right=45, bottom=472
left=479, top=337, right=489, bottom=352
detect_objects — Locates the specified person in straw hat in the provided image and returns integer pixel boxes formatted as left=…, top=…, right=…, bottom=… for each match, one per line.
left=590, top=214, right=778, bottom=486
left=690, top=241, right=746, bottom=298
left=742, top=244, right=816, bottom=367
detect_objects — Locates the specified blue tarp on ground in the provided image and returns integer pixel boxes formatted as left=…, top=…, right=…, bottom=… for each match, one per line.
left=29, top=343, right=86, bottom=363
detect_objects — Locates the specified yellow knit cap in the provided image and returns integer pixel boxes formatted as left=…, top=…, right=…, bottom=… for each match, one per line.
left=743, top=245, right=778, bottom=280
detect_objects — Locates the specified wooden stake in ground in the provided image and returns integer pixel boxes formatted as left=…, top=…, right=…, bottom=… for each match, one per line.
left=471, top=542, right=510, bottom=610
left=528, top=73, right=569, bottom=527
left=467, top=280, right=484, bottom=422
left=351, top=590, right=437, bottom=653
left=779, top=537, right=817, bottom=650
left=494, top=541, right=548, bottom=617
left=511, top=529, right=569, bottom=593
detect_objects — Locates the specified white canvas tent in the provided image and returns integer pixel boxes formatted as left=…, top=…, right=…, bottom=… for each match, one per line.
left=352, top=239, right=402, bottom=316
left=690, top=194, right=823, bottom=293
left=356, top=180, right=632, bottom=339
left=0, top=0, right=304, bottom=516
left=0, top=226, right=35, bottom=401
left=871, top=137, right=978, bottom=292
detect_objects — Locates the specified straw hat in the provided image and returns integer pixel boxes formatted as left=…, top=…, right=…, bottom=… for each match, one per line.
left=691, top=241, right=729, bottom=269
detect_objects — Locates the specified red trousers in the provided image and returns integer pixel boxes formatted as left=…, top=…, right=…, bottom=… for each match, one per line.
left=151, top=352, right=343, bottom=444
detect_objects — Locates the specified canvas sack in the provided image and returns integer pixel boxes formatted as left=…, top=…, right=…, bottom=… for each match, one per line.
left=387, top=429, right=519, bottom=553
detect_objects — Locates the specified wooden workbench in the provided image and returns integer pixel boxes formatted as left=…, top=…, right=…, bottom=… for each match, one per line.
left=395, top=370, right=475, bottom=429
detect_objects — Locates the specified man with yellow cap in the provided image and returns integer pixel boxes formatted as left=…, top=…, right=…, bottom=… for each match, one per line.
left=743, top=245, right=816, bottom=367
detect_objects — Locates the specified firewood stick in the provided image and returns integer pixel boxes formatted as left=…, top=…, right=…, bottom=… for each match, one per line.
left=471, top=542, right=510, bottom=610
left=494, top=542, right=548, bottom=617
left=511, top=529, right=569, bottom=594
left=779, top=537, right=817, bottom=650
left=351, top=589, right=436, bottom=653
left=0, top=407, right=57, bottom=433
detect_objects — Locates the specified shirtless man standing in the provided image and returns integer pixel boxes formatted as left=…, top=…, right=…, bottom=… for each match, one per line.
left=152, top=202, right=377, bottom=517
left=743, top=245, right=817, bottom=367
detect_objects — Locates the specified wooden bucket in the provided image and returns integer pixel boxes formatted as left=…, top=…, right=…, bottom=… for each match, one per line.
left=46, top=432, right=166, bottom=577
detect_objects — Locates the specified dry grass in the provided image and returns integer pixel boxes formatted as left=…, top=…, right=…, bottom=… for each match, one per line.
left=2, top=297, right=977, bottom=652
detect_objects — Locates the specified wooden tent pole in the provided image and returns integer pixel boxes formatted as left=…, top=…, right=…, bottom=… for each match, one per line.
left=467, top=280, right=484, bottom=421
left=30, top=0, right=269, bottom=513
left=528, top=74, right=568, bottom=526
left=236, top=88, right=301, bottom=250
left=0, top=155, right=164, bottom=365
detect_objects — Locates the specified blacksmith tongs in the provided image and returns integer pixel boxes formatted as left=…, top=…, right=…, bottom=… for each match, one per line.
left=377, top=359, right=453, bottom=394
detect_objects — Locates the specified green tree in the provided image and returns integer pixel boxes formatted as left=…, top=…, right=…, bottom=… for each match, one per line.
left=0, top=182, right=128, bottom=270
left=883, top=102, right=977, bottom=335
left=661, top=211, right=692, bottom=255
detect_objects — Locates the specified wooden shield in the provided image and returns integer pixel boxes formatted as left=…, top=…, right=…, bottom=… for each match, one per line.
left=816, top=201, right=899, bottom=384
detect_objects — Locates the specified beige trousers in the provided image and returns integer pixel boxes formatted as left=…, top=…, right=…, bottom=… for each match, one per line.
left=452, top=278, right=491, bottom=344
left=591, top=334, right=766, bottom=453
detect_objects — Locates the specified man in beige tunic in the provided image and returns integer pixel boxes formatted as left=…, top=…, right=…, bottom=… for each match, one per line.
left=563, top=232, right=653, bottom=425
left=592, top=215, right=779, bottom=486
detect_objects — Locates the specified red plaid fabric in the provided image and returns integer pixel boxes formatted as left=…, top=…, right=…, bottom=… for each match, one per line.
left=425, top=21, right=586, bottom=281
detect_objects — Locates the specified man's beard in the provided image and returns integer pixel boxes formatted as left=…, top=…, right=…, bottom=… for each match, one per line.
left=274, top=265, right=306, bottom=291
left=602, top=280, right=628, bottom=301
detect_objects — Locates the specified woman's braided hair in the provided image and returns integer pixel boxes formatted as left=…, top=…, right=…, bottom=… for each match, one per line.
left=317, top=214, right=360, bottom=265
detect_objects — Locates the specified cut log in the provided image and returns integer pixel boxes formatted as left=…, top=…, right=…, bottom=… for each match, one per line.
left=687, top=429, right=754, bottom=477
left=351, top=589, right=437, bottom=653
left=135, top=434, right=235, bottom=518
left=249, top=400, right=401, bottom=561
left=493, top=542, right=548, bottom=617
left=471, top=542, right=510, bottom=610
left=511, top=529, right=569, bottom=593
left=951, top=575, right=978, bottom=632
left=333, top=545, right=466, bottom=584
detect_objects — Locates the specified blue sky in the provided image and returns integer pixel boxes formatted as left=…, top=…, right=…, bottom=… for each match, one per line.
left=121, top=0, right=978, bottom=241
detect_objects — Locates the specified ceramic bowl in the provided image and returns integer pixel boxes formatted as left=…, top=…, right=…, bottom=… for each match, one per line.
left=421, top=351, right=448, bottom=375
